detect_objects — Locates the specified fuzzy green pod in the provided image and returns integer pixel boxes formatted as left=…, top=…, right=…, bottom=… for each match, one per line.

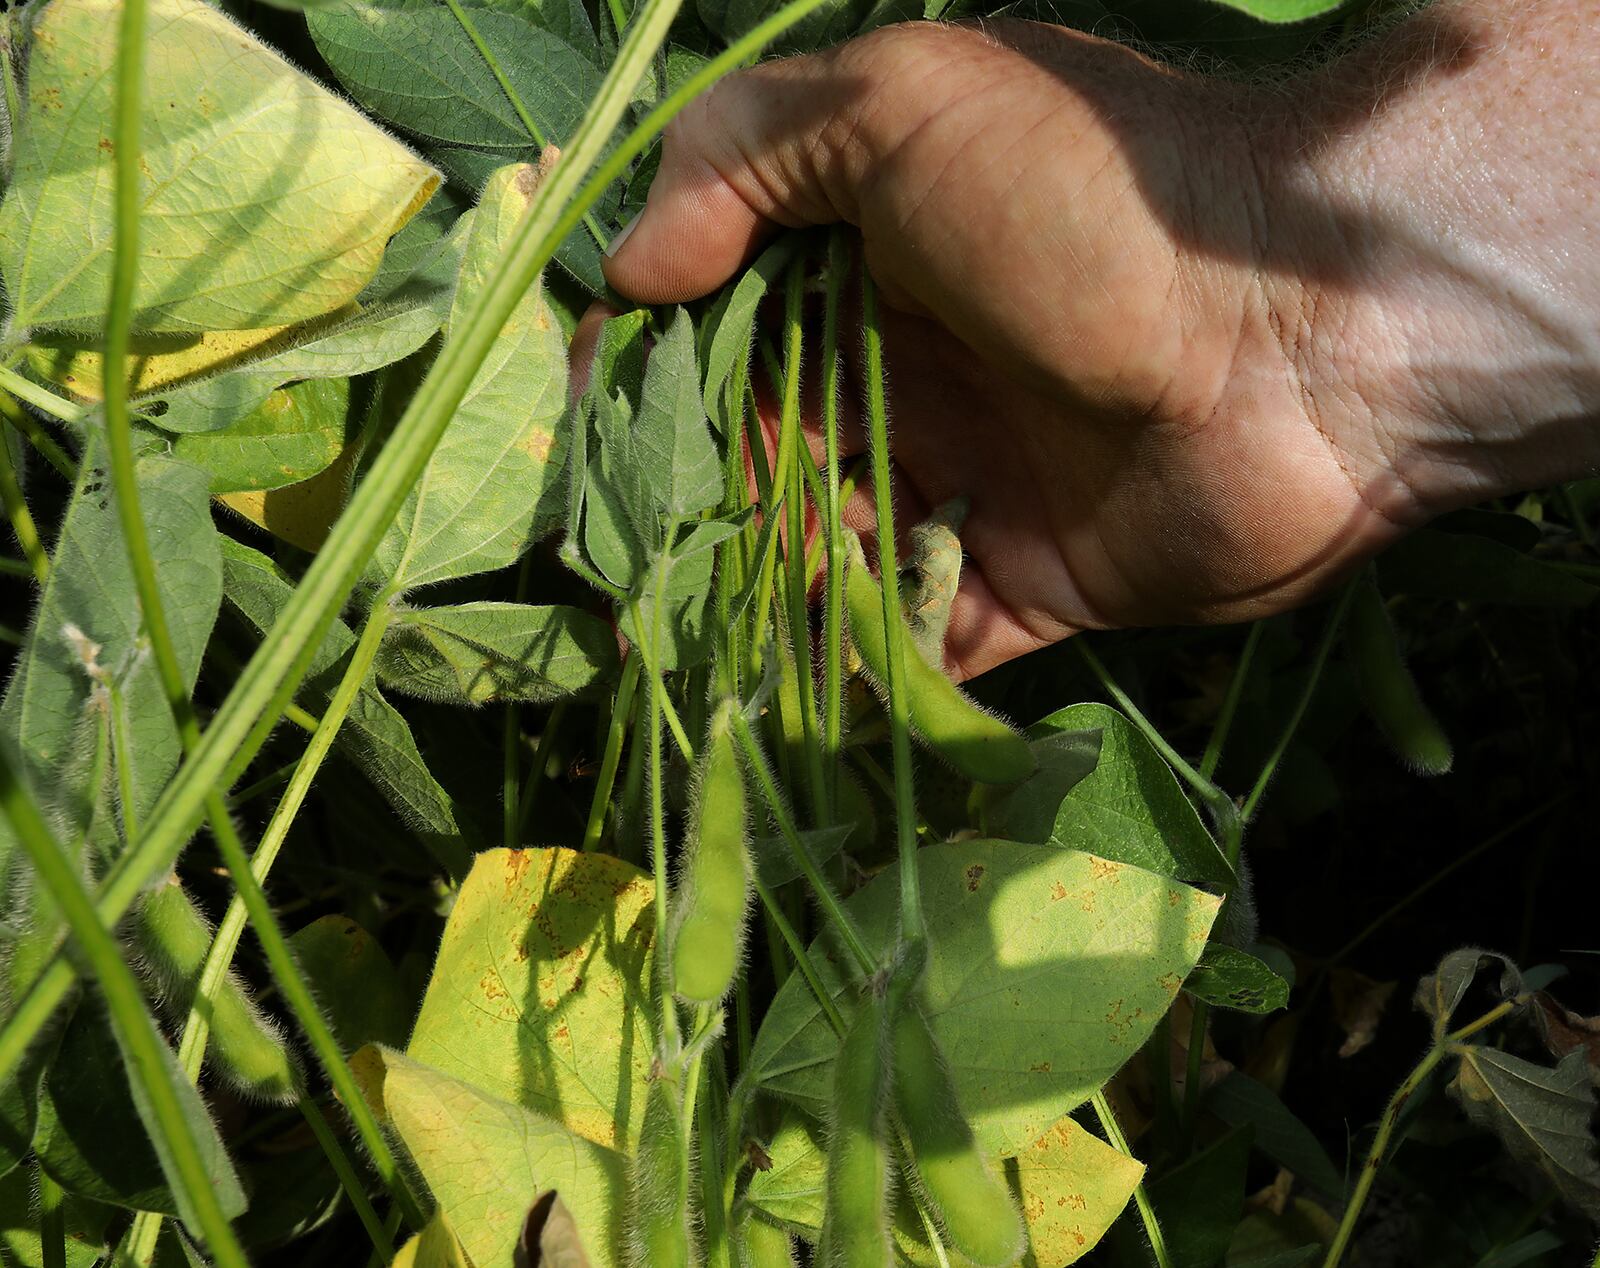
left=1347, top=574, right=1453, bottom=775
left=819, top=989, right=895, bottom=1268
left=627, top=1075, right=695, bottom=1268
left=891, top=1002, right=1025, bottom=1267
left=133, top=876, right=299, bottom=1102
left=845, top=534, right=1033, bottom=785
left=671, top=699, right=751, bottom=1004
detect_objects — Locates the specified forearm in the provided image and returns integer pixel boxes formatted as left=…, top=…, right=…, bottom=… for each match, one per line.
left=1263, top=0, right=1600, bottom=514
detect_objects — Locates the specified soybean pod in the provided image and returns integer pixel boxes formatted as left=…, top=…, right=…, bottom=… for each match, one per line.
left=844, top=533, right=1033, bottom=785
left=891, top=1000, right=1025, bottom=1267
left=1347, top=572, right=1453, bottom=775
left=671, top=699, right=751, bottom=1004
left=133, top=876, right=299, bottom=1102
left=819, top=987, right=894, bottom=1268
left=627, top=1075, right=696, bottom=1268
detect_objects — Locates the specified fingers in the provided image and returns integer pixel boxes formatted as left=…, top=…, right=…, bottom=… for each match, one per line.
left=602, top=24, right=985, bottom=305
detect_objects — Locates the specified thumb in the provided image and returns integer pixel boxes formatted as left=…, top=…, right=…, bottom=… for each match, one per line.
left=601, top=24, right=971, bottom=304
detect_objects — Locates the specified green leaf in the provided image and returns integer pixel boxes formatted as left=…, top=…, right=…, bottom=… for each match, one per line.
left=583, top=387, right=648, bottom=589
left=1201, top=0, right=1346, bottom=22
left=0, top=0, right=439, bottom=333
left=1147, top=1125, right=1253, bottom=1268
left=36, top=1004, right=246, bottom=1221
left=1206, top=1072, right=1344, bottom=1197
left=376, top=601, right=618, bottom=705
left=170, top=377, right=351, bottom=493
left=370, top=164, right=568, bottom=595
left=393, top=1212, right=472, bottom=1268
left=747, top=840, right=1219, bottom=1158
left=619, top=539, right=716, bottom=671
left=407, top=847, right=657, bottom=1152
left=632, top=307, right=721, bottom=520
left=744, top=1107, right=1143, bottom=1265
left=219, top=538, right=468, bottom=872
left=1185, top=943, right=1289, bottom=1015
left=1023, top=703, right=1233, bottom=884
left=32, top=214, right=463, bottom=430
left=1415, top=948, right=1523, bottom=1038
left=699, top=232, right=807, bottom=427
left=978, top=728, right=1101, bottom=842
left=360, top=1046, right=625, bottom=1268
left=0, top=1163, right=111, bottom=1268
left=1450, top=1047, right=1600, bottom=1220
left=0, top=445, right=220, bottom=874
left=1377, top=529, right=1597, bottom=608
left=288, top=915, right=411, bottom=1054
left=309, top=0, right=601, bottom=149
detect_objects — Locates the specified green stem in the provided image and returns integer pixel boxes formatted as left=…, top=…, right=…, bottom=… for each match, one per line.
left=583, top=653, right=642, bottom=851
left=820, top=228, right=848, bottom=811
left=860, top=272, right=924, bottom=950
left=516, top=699, right=569, bottom=837
left=730, top=710, right=874, bottom=978
left=1240, top=579, right=1358, bottom=824
left=299, top=1096, right=394, bottom=1260
left=0, top=367, right=85, bottom=423
left=208, top=763, right=428, bottom=1230
left=0, top=418, right=46, bottom=582
left=779, top=254, right=828, bottom=825
left=1198, top=621, right=1264, bottom=782
left=0, top=391, right=76, bottom=481
left=175, top=608, right=392, bottom=1085
left=0, top=0, right=840, bottom=1092
left=645, top=585, right=682, bottom=1053
left=0, top=748, right=249, bottom=1268
left=36, top=1163, right=65, bottom=1268
left=1321, top=1044, right=1446, bottom=1268
left=1091, top=1091, right=1171, bottom=1268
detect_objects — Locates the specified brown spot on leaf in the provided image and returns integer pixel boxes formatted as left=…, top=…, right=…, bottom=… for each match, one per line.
left=964, top=863, right=985, bottom=892
left=1050, top=881, right=1068, bottom=901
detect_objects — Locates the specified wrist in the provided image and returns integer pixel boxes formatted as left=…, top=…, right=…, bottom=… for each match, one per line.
left=1255, top=0, right=1600, bottom=517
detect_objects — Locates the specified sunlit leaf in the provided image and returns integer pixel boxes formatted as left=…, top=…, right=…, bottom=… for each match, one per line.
left=170, top=378, right=351, bottom=492
left=407, top=847, right=657, bottom=1152
left=0, top=0, right=438, bottom=332
left=369, top=163, right=567, bottom=594
left=748, top=840, right=1218, bottom=1158
left=358, top=1046, right=625, bottom=1268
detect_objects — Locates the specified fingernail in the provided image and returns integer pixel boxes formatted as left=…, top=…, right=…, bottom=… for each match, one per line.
left=605, top=213, right=640, bottom=258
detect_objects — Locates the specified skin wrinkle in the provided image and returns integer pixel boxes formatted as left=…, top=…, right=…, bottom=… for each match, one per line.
left=601, top=1, right=1600, bottom=677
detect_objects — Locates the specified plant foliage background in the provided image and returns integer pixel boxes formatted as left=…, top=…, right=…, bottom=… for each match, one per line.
left=0, top=0, right=1594, bottom=1263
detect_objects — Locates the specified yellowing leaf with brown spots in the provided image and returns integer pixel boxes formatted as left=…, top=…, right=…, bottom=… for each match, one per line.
left=407, top=848, right=657, bottom=1154
left=358, top=1046, right=625, bottom=1268
left=367, top=163, right=566, bottom=597
left=747, top=840, right=1219, bottom=1160
left=0, top=0, right=437, bottom=333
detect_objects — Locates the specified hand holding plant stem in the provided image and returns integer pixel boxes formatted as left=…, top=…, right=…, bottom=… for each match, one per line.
left=603, top=0, right=1600, bottom=680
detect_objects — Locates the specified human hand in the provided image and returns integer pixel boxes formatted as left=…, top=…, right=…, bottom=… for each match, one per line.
left=602, top=4, right=1600, bottom=679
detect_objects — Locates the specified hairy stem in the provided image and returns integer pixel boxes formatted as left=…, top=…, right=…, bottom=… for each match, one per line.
left=0, top=749, right=249, bottom=1268
left=1091, top=1090, right=1171, bottom=1268
left=861, top=272, right=924, bottom=949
